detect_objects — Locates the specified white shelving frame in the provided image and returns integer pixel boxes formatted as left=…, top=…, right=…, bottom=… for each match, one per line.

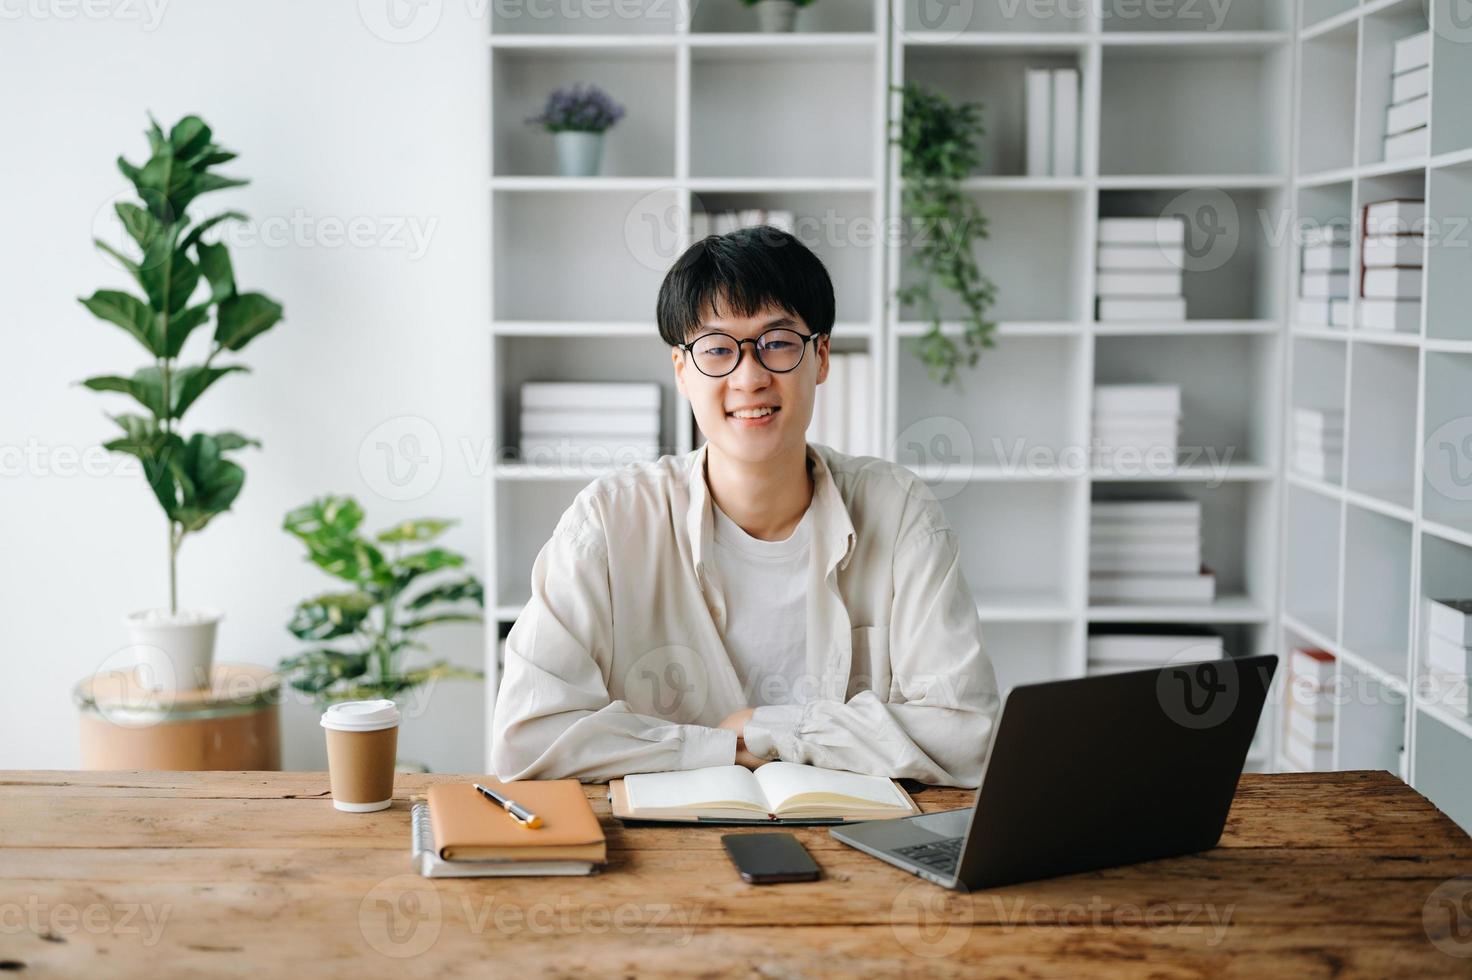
left=1281, top=0, right=1472, bottom=829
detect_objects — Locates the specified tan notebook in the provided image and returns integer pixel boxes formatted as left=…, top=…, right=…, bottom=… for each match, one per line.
left=609, top=762, right=921, bottom=823
left=426, top=781, right=606, bottom=862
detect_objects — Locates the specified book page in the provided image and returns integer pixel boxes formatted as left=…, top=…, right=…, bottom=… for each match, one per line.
left=753, top=762, right=909, bottom=814
left=623, top=765, right=768, bottom=814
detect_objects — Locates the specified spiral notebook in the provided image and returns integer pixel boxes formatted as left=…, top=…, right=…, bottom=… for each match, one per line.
left=411, top=801, right=598, bottom=878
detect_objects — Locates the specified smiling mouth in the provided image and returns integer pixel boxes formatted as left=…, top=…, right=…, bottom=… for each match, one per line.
left=727, top=407, right=780, bottom=419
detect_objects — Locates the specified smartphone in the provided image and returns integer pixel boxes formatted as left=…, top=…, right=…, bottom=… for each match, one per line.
left=722, top=832, right=821, bottom=884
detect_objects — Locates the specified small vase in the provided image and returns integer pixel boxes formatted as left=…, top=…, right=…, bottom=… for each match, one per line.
left=555, top=131, right=605, bottom=178
left=755, top=0, right=798, bottom=32
left=123, top=609, right=223, bottom=692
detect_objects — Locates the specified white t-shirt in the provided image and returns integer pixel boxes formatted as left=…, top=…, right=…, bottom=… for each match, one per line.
left=710, top=500, right=813, bottom=707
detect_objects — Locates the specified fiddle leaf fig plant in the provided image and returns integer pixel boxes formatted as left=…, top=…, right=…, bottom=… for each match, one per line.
left=79, top=114, right=284, bottom=613
left=278, top=496, right=485, bottom=706
left=892, top=82, right=997, bottom=386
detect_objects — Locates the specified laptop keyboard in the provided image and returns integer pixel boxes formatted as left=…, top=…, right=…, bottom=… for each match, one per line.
left=895, top=836, right=963, bottom=873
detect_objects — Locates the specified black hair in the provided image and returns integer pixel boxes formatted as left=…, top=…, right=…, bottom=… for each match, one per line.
left=655, top=225, right=836, bottom=347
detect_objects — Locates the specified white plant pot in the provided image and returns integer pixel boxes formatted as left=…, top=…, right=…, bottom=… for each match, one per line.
left=755, top=0, right=798, bottom=32
left=555, top=131, right=605, bottom=178
left=123, top=609, right=222, bottom=692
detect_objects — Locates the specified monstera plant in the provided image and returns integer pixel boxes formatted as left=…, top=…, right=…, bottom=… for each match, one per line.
left=277, top=496, right=485, bottom=708
left=80, top=114, right=283, bottom=689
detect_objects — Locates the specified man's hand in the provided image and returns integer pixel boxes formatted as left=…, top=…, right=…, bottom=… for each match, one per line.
left=719, top=708, right=767, bottom=769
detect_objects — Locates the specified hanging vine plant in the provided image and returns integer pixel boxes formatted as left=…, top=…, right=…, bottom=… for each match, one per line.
left=891, top=82, right=997, bottom=386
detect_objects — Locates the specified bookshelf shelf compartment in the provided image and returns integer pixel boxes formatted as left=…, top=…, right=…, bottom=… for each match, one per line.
left=941, top=481, right=1084, bottom=614
left=1413, top=713, right=1472, bottom=829
left=1345, top=343, right=1419, bottom=512
left=491, top=48, right=676, bottom=178
left=1335, top=663, right=1408, bottom=774
left=1285, top=484, right=1342, bottom=642
left=1431, top=5, right=1472, bottom=156
left=981, top=622, right=1082, bottom=696
left=1099, top=48, right=1289, bottom=176
left=1341, top=504, right=1414, bottom=683
left=1296, top=19, right=1358, bottom=175
left=1357, top=0, right=1431, bottom=169
left=1290, top=337, right=1349, bottom=485
left=1097, top=188, right=1288, bottom=321
left=690, top=50, right=876, bottom=180
left=1422, top=352, right=1472, bottom=535
left=1426, top=162, right=1472, bottom=341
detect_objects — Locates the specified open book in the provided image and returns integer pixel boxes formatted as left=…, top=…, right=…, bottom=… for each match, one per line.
left=609, top=762, right=920, bottom=823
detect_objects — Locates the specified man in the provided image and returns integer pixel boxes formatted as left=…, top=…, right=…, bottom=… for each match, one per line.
left=491, top=226, right=999, bottom=786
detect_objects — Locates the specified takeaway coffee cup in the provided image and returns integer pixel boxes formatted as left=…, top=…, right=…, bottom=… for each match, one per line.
left=321, top=700, right=400, bottom=812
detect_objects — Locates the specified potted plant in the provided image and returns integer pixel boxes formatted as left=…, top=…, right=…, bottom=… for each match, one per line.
left=276, top=496, right=485, bottom=741
left=740, top=0, right=815, bottom=33
left=892, top=82, right=997, bottom=386
left=79, top=114, right=284, bottom=690
left=525, top=83, right=625, bottom=178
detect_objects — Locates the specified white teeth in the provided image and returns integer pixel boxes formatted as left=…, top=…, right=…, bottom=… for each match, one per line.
left=731, top=407, right=775, bottom=419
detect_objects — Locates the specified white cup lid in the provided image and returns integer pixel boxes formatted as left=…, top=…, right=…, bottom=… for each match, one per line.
left=320, top=699, right=401, bottom=732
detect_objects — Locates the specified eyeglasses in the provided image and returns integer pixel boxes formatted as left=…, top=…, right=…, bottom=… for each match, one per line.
left=677, top=328, right=820, bottom=378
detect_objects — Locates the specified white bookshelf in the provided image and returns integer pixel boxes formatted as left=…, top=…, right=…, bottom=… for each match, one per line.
left=480, top=2, right=1470, bottom=822
left=1280, top=0, right=1472, bottom=830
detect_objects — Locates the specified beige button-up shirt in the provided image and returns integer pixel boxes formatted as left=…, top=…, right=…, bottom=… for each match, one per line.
left=490, top=441, right=1000, bottom=787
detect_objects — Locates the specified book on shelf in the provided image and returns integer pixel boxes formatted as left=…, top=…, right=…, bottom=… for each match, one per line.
left=1302, top=242, right=1350, bottom=272
left=520, top=437, right=660, bottom=465
left=1331, top=299, right=1350, bottom=327
left=1362, top=266, right=1422, bottom=301
left=1392, top=65, right=1430, bottom=104
left=1097, top=297, right=1188, bottom=322
left=1091, top=499, right=1201, bottom=524
left=1025, top=69, right=1052, bottom=178
left=1392, top=30, right=1430, bottom=75
left=1427, top=631, right=1472, bottom=680
left=1290, top=647, right=1336, bottom=688
left=521, top=381, right=661, bottom=411
left=1088, top=570, right=1216, bottom=604
left=1097, top=243, right=1186, bottom=271
left=845, top=351, right=873, bottom=458
left=608, top=762, right=920, bottom=824
left=1384, top=126, right=1429, bottom=162
left=1089, top=550, right=1202, bottom=576
left=694, top=209, right=796, bottom=238
left=1363, top=199, right=1426, bottom=237
left=1295, top=298, right=1339, bottom=326
left=521, top=409, right=661, bottom=437
left=1087, top=625, right=1224, bottom=665
left=1098, top=217, right=1186, bottom=246
left=1302, top=224, right=1351, bottom=248
left=1293, top=406, right=1344, bottom=432
left=1287, top=704, right=1334, bottom=747
left=1357, top=298, right=1420, bottom=333
left=1293, top=428, right=1343, bottom=454
left=412, top=781, right=607, bottom=878
left=1300, top=271, right=1350, bottom=300
left=1096, top=271, right=1183, bottom=297
left=1427, top=598, right=1472, bottom=647
left=1386, top=95, right=1430, bottom=137
left=1051, top=67, right=1079, bottom=177
left=1094, top=384, right=1182, bottom=416
left=1361, top=234, right=1425, bottom=268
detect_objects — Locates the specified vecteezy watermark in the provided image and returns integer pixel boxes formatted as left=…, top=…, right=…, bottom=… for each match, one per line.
left=987, top=894, right=1236, bottom=946
left=1430, top=0, right=1472, bottom=45
left=358, top=416, right=444, bottom=502
left=358, top=0, right=683, bottom=43
left=621, top=645, right=714, bottom=724
left=891, top=415, right=976, bottom=501
left=357, top=875, right=705, bottom=958
left=0, top=0, right=169, bottom=30
left=1425, top=417, right=1472, bottom=504
left=897, top=0, right=1236, bottom=39
left=890, top=879, right=973, bottom=958
left=0, top=440, right=142, bottom=480
left=1155, top=648, right=1241, bottom=731
left=993, top=438, right=1238, bottom=484
left=1424, top=876, right=1472, bottom=958
left=0, top=898, right=172, bottom=947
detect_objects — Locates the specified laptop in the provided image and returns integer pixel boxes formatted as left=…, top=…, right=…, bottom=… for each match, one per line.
left=831, top=654, right=1277, bottom=890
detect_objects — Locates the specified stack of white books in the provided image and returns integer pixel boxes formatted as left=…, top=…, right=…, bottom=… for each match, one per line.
left=691, top=209, right=795, bottom=239
left=1089, top=499, right=1215, bottom=604
left=1025, top=67, right=1080, bottom=177
left=519, top=382, right=661, bottom=466
left=1296, top=225, right=1351, bottom=327
left=1282, top=647, right=1335, bottom=772
left=808, top=351, right=874, bottom=457
left=1092, top=384, right=1181, bottom=468
left=1292, top=407, right=1343, bottom=482
left=1096, top=218, right=1187, bottom=321
left=1359, top=198, right=1425, bottom=333
left=1086, top=626, right=1224, bottom=677
left=1384, top=31, right=1430, bottom=162
left=1425, top=598, right=1472, bottom=719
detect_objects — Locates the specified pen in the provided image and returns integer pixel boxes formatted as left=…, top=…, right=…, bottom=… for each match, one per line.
left=473, top=782, right=543, bottom=829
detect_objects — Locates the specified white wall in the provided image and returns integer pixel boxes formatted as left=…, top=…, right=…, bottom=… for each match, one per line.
left=0, top=0, right=492, bottom=771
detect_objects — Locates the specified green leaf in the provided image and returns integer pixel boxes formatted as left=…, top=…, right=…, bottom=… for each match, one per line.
left=288, top=592, right=376, bottom=641
left=376, top=518, right=456, bottom=544
left=168, top=115, right=212, bottom=159
left=115, top=203, right=160, bottom=251
left=163, top=303, right=211, bottom=358
left=405, top=576, right=485, bottom=611
left=214, top=431, right=260, bottom=452
left=139, top=235, right=199, bottom=314
left=195, top=241, right=235, bottom=303
left=78, top=290, right=162, bottom=355
left=400, top=612, right=483, bottom=632
left=192, top=172, right=250, bottom=198
left=397, top=548, right=465, bottom=575
left=283, top=496, right=392, bottom=586
left=170, top=364, right=247, bottom=418
left=277, top=649, right=370, bottom=694
left=92, top=239, right=141, bottom=279
left=180, top=211, right=247, bottom=252
left=82, top=368, right=168, bottom=418
left=117, top=155, right=143, bottom=187
left=137, top=151, right=187, bottom=222
left=170, top=432, right=245, bottom=532
left=214, top=292, right=282, bottom=351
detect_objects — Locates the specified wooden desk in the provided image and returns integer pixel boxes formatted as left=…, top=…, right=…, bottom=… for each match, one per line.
left=2, top=770, right=1468, bottom=977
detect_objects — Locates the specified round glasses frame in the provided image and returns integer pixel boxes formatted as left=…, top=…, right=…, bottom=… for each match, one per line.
left=677, top=328, right=821, bottom=378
